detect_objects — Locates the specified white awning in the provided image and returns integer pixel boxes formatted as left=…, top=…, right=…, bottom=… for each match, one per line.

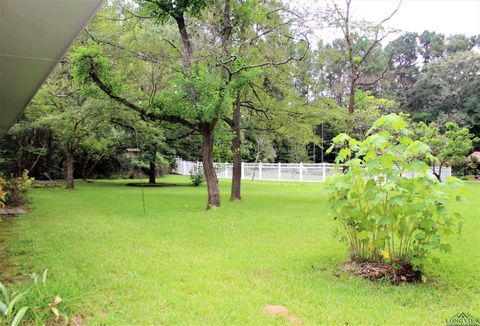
left=0, top=0, right=104, bottom=137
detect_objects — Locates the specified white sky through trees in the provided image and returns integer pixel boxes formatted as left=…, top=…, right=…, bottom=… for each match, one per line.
left=289, top=0, right=480, bottom=41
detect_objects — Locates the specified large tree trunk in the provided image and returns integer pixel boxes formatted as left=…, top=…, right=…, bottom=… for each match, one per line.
left=65, top=150, right=74, bottom=190
left=230, top=92, right=242, bottom=201
left=148, top=160, right=156, bottom=184
left=201, top=122, right=221, bottom=209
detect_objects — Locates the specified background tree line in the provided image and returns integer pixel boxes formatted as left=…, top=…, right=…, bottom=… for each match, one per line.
left=0, top=0, right=478, bottom=208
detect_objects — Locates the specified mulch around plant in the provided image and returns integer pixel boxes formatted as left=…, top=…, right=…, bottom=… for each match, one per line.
left=343, top=261, right=422, bottom=285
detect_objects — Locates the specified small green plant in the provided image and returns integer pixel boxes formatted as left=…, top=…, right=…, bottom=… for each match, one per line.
left=0, top=270, right=67, bottom=325
left=27, top=270, right=67, bottom=323
left=323, top=114, right=464, bottom=276
left=189, top=164, right=204, bottom=187
left=0, top=283, right=29, bottom=326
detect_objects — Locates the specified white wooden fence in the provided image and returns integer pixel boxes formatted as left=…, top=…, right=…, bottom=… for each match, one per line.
left=173, top=158, right=451, bottom=183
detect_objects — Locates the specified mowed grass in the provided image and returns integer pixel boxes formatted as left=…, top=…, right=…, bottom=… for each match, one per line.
left=5, top=176, right=480, bottom=325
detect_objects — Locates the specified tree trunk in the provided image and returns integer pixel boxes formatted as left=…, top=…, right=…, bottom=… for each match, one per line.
left=175, top=15, right=192, bottom=72
left=230, top=92, right=242, bottom=201
left=432, top=164, right=442, bottom=182
left=81, top=158, right=89, bottom=181
left=201, top=122, right=221, bottom=209
left=65, top=151, right=74, bottom=190
left=221, top=0, right=232, bottom=54
left=348, top=72, right=356, bottom=114
left=84, top=158, right=101, bottom=181
left=148, top=160, right=156, bottom=184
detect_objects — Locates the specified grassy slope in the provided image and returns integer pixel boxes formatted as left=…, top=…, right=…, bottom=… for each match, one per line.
left=6, top=176, right=480, bottom=325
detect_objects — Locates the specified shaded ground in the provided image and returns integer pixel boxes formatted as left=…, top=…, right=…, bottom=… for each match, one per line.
left=125, top=182, right=178, bottom=187
left=0, top=217, right=23, bottom=283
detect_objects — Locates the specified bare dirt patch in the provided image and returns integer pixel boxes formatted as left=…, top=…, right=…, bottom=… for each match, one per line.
left=70, top=315, right=87, bottom=325
left=263, top=304, right=302, bottom=325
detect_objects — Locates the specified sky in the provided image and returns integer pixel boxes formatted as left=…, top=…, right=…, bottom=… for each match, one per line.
left=290, top=0, right=480, bottom=42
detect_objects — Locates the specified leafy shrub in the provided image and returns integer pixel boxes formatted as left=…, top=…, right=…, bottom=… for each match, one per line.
left=1, top=171, right=34, bottom=208
left=189, top=164, right=204, bottom=187
left=0, top=177, right=6, bottom=208
left=0, top=270, right=67, bottom=325
left=323, top=114, right=463, bottom=272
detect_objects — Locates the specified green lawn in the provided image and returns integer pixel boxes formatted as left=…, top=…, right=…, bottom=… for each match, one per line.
left=4, top=176, right=480, bottom=324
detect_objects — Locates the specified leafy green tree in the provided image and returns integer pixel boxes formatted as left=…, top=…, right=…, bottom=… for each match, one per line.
left=415, top=122, right=477, bottom=181
left=347, top=90, right=397, bottom=139
left=73, top=0, right=307, bottom=206
left=208, top=0, right=308, bottom=200
left=407, top=51, right=480, bottom=133
left=72, top=0, right=236, bottom=208
left=326, top=0, right=400, bottom=113
left=445, top=34, right=473, bottom=57
left=76, top=126, right=124, bottom=181
left=418, top=30, right=445, bottom=64
left=385, top=32, right=419, bottom=103
left=466, top=155, right=479, bottom=179
left=24, top=62, right=111, bottom=189
left=113, top=119, right=167, bottom=184
left=4, top=119, right=51, bottom=177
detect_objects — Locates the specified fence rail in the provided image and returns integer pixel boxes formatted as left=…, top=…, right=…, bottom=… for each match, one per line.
left=173, top=158, right=452, bottom=183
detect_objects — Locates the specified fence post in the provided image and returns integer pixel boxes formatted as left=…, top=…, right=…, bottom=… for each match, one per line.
left=241, top=162, right=245, bottom=179
left=259, top=162, right=262, bottom=180
left=322, top=163, right=326, bottom=182
left=299, top=162, right=303, bottom=181
left=278, top=162, right=281, bottom=180
left=183, top=160, right=186, bottom=175
left=224, top=163, right=228, bottom=178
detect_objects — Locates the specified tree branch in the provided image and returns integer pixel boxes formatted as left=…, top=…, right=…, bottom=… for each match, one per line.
left=87, top=60, right=198, bottom=130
